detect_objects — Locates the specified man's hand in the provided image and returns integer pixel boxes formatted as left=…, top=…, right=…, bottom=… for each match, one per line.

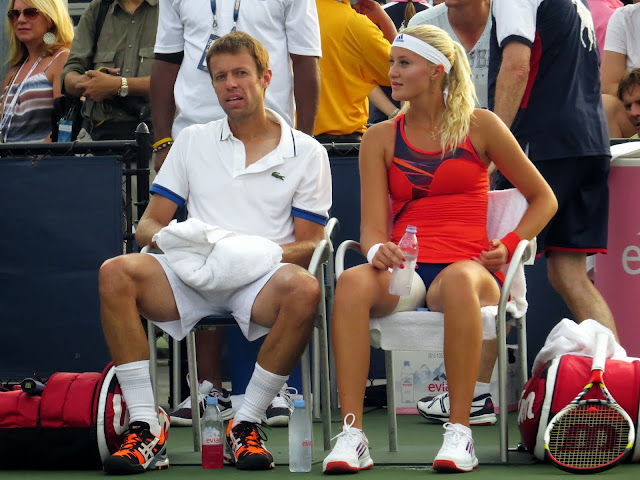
left=354, top=0, right=385, bottom=23
left=354, top=0, right=397, bottom=42
left=369, top=241, right=406, bottom=271
left=474, top=239, right=507, bottom=273
left=76, top=69, right=122, bottom=102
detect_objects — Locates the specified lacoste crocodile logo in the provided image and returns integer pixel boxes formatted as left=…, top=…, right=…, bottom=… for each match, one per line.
left=271, top=172, right=285, bottom=181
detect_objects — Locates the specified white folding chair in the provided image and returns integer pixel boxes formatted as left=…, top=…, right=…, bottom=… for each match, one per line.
left=146, top=219, right=339, bottom=451
left=334, top=189, right=534, bottom=462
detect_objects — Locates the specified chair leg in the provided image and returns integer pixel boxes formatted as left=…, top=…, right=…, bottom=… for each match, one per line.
left=385, top=350, right=398, bottom=452
left=147, top=320, right=158, bottom=411
left=171, top=337, right=181, bottom=410
left=313, top=328, right=321, bottom=419
left=186, top=329, right=201, bottom=452
left=316, top=290, right=332, bottom=450
left=497, top=318, right=508, bottom=463
left=301, top=345, right=312, bottom=415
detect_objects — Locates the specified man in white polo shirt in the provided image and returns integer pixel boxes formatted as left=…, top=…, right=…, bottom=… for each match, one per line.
left=150, top=1, right=322, bottom=422
left=99, top=31, right=331, bottom=474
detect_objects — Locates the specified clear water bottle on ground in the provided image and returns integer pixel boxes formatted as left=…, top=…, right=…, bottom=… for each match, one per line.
left=289, top=399, right=312, bottom=472
left=202, top=396, right=224, bottom=469
left=401, top=360, right=414, bottom=403
left=388, top=225, right=419, bottom=296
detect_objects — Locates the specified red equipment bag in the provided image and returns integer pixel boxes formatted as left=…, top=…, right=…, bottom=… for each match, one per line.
left=518, top=354, right=640, bottom=462
left=0, top=363, right=169, bottom=470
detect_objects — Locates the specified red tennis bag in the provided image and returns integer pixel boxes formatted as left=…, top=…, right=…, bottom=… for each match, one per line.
left=518, top=354, right=640, bottom=462
left=0, top=363, right=169, bottom=470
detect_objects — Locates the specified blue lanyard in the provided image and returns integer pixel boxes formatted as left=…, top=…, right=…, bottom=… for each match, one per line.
left=211, top=0, right=241, bottom=33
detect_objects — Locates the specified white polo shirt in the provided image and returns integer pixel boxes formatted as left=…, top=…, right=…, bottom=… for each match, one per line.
left=150, top=109, right=331, bottom=245
left=154, top=0, right=322, bottom=138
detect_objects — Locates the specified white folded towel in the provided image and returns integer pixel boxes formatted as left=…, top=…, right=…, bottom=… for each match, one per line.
left=153, top=218, right=283, bottom=291
left=487, top=188, right=533, bottom=319
left=532, top=318, right=627, bottom=376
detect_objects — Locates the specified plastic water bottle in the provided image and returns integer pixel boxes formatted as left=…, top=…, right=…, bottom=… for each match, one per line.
left=401, top=360, right=414, bottom=403
left=388, top=225, right=419, bottom=296
left=202, top=396, right=224, bottom=469
left=288, top=399, right=312, bottom=472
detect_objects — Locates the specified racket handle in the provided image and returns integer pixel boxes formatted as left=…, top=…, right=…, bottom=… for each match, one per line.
left=592, top=331, right=609, bottom=372
left=20, top=378, right=45, bottom=396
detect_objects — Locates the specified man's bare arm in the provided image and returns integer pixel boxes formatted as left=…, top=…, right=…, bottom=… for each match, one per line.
left=280, top=216, right=325, bottom=268
left=151, top=58, right=180, bottom=171
left=493, top=41, right=531, bottom=129
left=135, top=194, right=179, bottom=248
left=368, top=85, right=398, bottom=118
left=291, top=54, right=320, bottom=136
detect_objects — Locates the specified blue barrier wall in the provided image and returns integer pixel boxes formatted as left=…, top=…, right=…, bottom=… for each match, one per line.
left=0, top=156, right=123, bottom=378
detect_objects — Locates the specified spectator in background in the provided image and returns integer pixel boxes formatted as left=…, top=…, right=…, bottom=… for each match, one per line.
left=381, top=0, right=431, bottom=31
left=1, top=0, right=11, bottom=80
left=150, top=0, right=322, bottom=429
left=368, top=0, right=431, bottom=125
left=608, top=68, right=640, bottom=138
left=61, top=0, right=158, bottom=141
left=409, top=0, right=491, bottom=108
left=601, top=1, right=639, bottom=137
left=0, top=0, right=73, bottom=142
left=617, top=68, right=640, bottom=138
left=314, top=0, right=396, bottom=143
left=601, top=0, right=640, bottom=95
left=586, top=0, right=623, bottom=58
left=490, top=0, right=618, bottom=339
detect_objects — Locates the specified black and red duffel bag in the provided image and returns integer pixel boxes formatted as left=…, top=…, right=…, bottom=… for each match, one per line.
left=0, top=363, right=168, bottom=470
left=518, top=353, right=640, bottom=462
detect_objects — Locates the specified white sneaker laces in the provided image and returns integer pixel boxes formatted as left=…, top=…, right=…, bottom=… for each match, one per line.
left=442, top=422, right=472, bottom=449
left=331, top=413, right=364, bottom=447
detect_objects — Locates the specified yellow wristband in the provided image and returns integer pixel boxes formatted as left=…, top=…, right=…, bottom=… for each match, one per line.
left=152, top=137, right=173, bottom=149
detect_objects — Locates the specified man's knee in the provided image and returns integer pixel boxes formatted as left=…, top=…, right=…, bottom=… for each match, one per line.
left=547, top=251, right=588, bottom=293
left=281, top=269, right=321, bottom=325
left=99, top=255, right=139, bottom=299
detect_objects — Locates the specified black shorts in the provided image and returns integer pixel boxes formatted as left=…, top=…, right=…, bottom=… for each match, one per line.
left=416, top=263, right=502, bottom=291
left=493, top=155, right=610, bottom=256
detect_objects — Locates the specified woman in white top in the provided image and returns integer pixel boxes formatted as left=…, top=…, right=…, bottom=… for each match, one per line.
left=0, top=0, right=73, bottom=142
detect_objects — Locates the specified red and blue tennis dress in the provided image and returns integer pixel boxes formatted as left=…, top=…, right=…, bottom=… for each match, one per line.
left=388, top=114, right=502, bottom=283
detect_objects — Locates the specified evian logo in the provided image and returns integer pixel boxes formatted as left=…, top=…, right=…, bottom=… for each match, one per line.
left=622, top=232, right=640, bottom=275
left=518, top=391, right=535, bottom=424
left=428, top=382, right=449, bottom=393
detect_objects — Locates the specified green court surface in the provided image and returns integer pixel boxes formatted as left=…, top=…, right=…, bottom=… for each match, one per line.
left=2, top=408, right=638, bottom=479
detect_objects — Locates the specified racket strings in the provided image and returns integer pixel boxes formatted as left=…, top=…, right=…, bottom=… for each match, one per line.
left=547, top=403, right=631, bottom=468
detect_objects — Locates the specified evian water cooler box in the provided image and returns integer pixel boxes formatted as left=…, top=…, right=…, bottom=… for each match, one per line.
left=392, top=346, right=521, bottom=414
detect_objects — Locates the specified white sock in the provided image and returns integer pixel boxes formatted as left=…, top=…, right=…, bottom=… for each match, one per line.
left=115, top=360, right=161, bottom=437
left=473, top=381, right=491, bottom=398
left=233, top=363, right=288, bottom=427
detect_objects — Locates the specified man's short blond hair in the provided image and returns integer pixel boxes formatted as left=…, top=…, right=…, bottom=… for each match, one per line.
left=205, top=31, right=270, bottom=79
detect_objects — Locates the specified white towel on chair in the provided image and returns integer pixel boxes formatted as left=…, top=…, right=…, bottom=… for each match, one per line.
left=531, top=319, right=627, bottom=375
left=153, top=218, right=283, bottom=291
left=487, top=189, right=533, bottom=319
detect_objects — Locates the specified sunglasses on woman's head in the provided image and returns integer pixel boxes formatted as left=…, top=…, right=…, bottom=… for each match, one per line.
left=7, top=8, right=40, bottom=21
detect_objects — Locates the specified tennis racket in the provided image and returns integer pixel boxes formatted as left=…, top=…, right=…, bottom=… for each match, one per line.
left=544, top=331, right=635, bottom=473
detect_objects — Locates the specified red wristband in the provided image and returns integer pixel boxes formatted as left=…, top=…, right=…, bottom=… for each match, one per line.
left=500, top=231, right=522, bottom=264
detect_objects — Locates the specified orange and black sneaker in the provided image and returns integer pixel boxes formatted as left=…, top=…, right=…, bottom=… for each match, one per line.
left=103, top=421, right=169, bottom=475
left=225, top=419, right=274, bottom=470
